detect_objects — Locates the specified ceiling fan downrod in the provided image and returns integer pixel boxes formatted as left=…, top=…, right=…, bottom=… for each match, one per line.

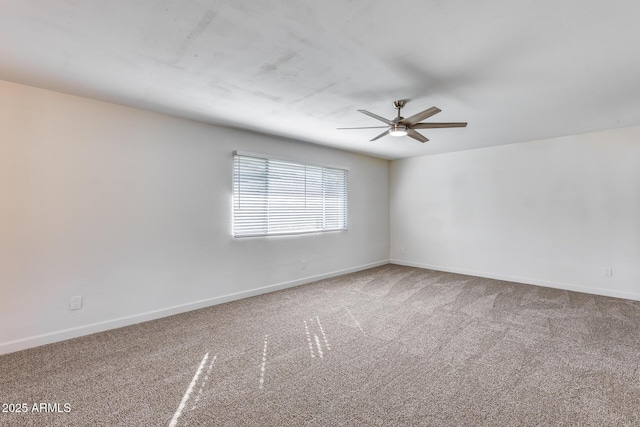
left=393, top=100, right=406, bottom=122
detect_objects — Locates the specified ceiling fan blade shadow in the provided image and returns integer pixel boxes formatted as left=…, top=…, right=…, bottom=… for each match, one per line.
left=407, top=128, right=428, bottom=143
left=385, top=32, right=535, bottom=99
left=402, top=107, right=441, bottom=126
left=370, top=130, right=390, bottom=141
left=358, top=110, right=393, bottom=124
left=412, top=122, right=467, bottom=129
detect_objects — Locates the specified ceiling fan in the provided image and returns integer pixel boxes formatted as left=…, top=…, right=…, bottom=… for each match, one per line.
left=338, top=100, right=467, bottom=143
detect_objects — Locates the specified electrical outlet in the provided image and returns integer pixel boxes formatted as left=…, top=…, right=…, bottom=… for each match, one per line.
left=602, top=267, right=613, bottom=277
left=301, top=260, right=307, bottom=270
left=401, top=247, right=406, bottom=255
left=70, top=296, right=82, bottom=310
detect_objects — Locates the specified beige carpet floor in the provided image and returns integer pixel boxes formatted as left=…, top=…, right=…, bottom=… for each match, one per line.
left=2, top=264, right=640, bottom=426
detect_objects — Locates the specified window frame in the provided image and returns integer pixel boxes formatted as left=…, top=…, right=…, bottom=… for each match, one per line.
left=232, top=150, right=349, bottom=238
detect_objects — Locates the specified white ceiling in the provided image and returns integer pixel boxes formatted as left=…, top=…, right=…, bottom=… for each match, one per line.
left=2, top=1, right=640, bottom=160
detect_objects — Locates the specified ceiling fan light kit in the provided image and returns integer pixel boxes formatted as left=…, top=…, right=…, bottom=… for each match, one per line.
left=338, top=100, right=467, bottom=143
left=389, top=125, right=408, bottom=137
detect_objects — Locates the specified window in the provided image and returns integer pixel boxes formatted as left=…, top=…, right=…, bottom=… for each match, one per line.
left=233, top=151, right=348, bottom=237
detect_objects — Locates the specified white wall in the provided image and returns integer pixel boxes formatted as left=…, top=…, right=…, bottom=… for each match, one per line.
left=0, top=80, right=390, bottom=354
left=391, top=127, right=640, bottom=300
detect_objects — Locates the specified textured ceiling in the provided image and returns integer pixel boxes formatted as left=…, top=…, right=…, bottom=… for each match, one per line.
left=2, top=0, right=640, bottom=159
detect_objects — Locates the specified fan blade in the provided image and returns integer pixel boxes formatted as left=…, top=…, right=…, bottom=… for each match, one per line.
left=358, top=110, right=393, bottom=124
left=412, top=122, right=467, bottom=129
left=337, top=126, right=389, bottom=130
left=370, top=130, right=390, bottom=141
left=407, top=128, right=429, bottom=143
left=402, top=106, right=441, bottom=126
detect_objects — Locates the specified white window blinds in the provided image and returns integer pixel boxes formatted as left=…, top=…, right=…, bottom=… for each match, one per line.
left=233, top=151, right=348, bottom=237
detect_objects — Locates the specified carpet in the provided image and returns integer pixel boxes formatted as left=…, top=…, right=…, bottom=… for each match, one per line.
left=1, top=264, right=640, bottom=426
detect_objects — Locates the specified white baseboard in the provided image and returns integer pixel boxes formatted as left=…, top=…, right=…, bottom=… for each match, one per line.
left=390, top=259, right=640, bottom=302
left=0, top=260, right=390, bottom=356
